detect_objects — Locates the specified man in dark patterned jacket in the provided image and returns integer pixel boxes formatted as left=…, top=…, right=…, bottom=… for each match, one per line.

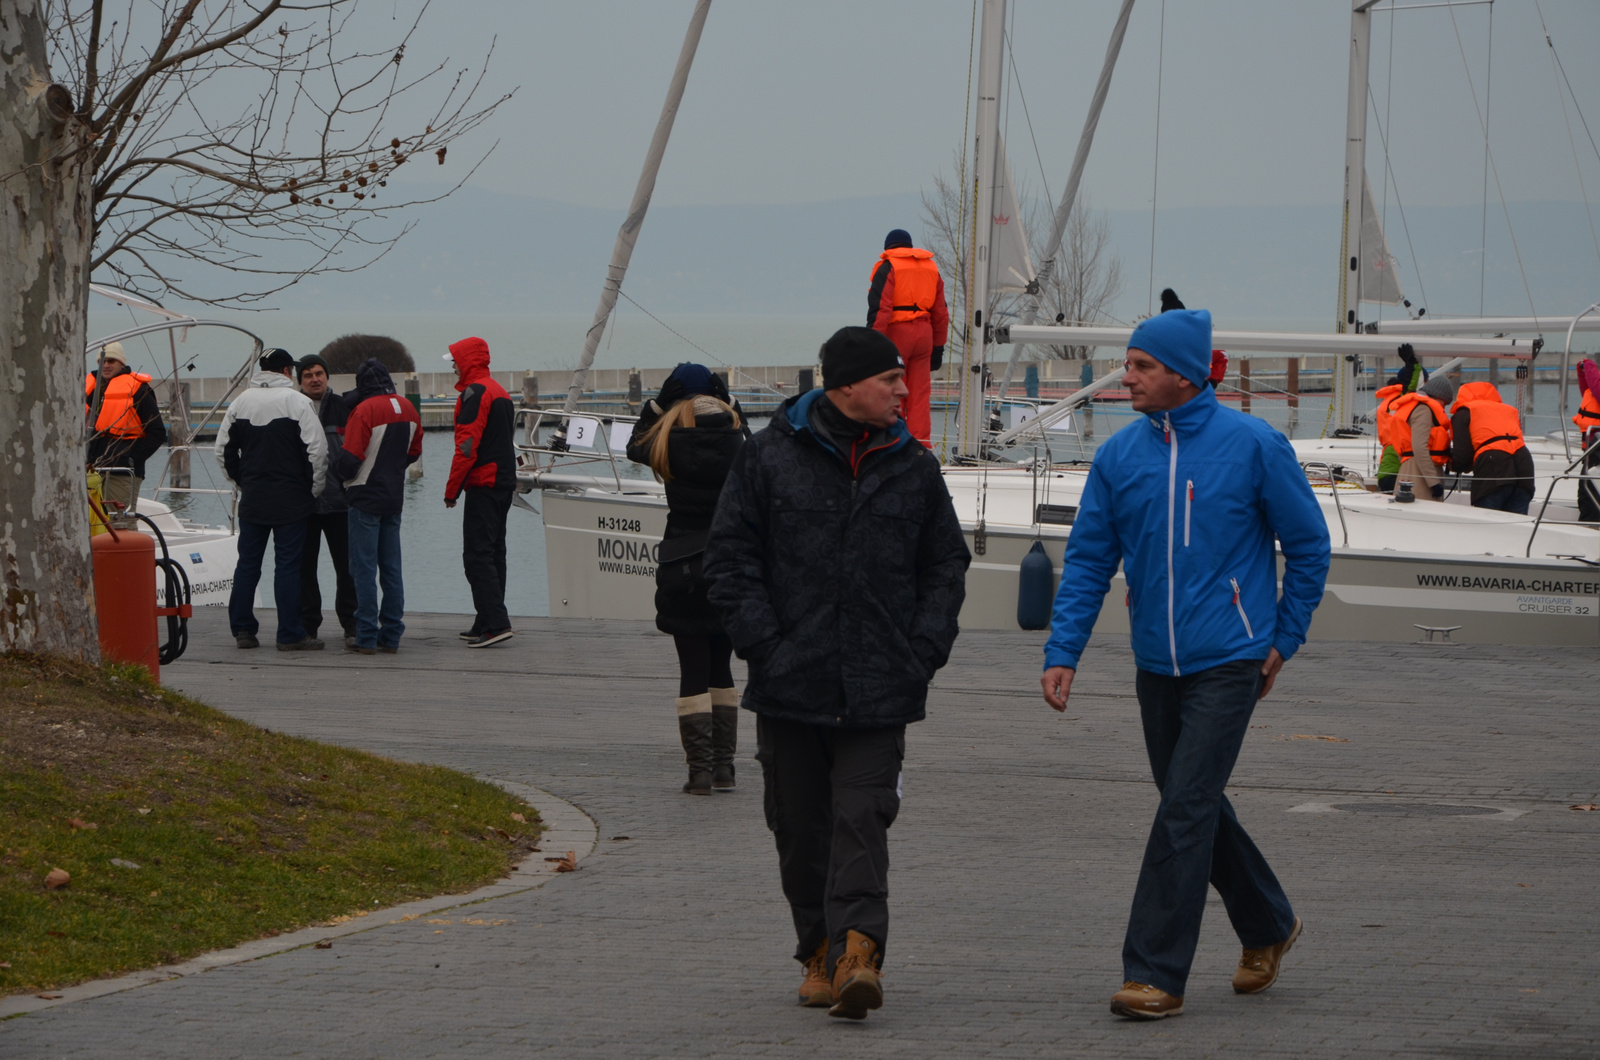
left=705, top=326, right=970, bottom=1022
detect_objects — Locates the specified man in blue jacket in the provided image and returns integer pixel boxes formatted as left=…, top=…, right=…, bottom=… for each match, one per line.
left=1041, top=308, right=1331, bottom=1021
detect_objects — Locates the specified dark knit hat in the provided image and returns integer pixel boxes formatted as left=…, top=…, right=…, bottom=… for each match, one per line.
left=1127, top=309, right=1212, bottom=387
left=259, top=347, right=295, bottom=373
left=665, top=362, right=715, bottom=397
left=822, top=327, right=904, bottom=389
left=884, top=228, right=913, bottom=250
left=295, top=352, right=330, bottom=381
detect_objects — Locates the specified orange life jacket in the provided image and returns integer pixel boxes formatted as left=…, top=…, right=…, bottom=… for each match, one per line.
left=1450, top=383, right=1524, bottom=459
left=1387, top=391, right=1452, bottom=466
left=1373, top=383, right=1406, bottom=452
left=873, top=248, right=941, bottom=323
left=1575, top=390, right=1600, bottom=433
left=84, top=370, right=153, bottom=439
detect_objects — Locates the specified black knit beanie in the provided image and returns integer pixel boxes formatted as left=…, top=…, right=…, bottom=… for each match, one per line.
left=296, top=352, right=330, bottom=381
left=821, top=327, right=904, bottom=389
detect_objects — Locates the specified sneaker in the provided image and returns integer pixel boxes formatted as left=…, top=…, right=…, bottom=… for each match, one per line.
left=465, top=629, right=513, bottom=648
left=277, top=637, right=324, bottom=652
left=344, top=643, right=377, bottom=655
left=458, top=629, right=479, bottom=641
left=235, top=633, right=259, bottom=649
left=1110, top=981, right=1183, bottom=1020
left=827, top=931, right=883, bottom=1020
left=797, top=942, right=832, bottom=1008
left=1233, top=917, right=1302, bottom=995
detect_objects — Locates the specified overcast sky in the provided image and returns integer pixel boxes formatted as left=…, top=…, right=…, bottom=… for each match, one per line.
left=375, top=0, right=1600, bottom=214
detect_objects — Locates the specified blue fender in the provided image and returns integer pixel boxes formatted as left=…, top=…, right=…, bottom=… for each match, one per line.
left=1016, top=539, right=1055, bottom=631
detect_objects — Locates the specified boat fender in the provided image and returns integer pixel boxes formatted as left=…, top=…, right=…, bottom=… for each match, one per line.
left=1016, top=540, right=1056, bottom=631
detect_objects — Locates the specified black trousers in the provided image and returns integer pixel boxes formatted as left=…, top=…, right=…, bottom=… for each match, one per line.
left=301, top=511, right=357, bottom=637
left=672, top=633, right=734, bottom=697
left=755, top=715, right=904, bottom=969
left=462, top=486, right=512, bottom=633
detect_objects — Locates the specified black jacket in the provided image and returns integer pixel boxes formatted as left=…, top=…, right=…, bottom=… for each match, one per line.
left=704, top=390, right=970, bottom=728
left=627, top=396, right=748, bottom=638
left=310, top=391, right=351, bottom=514
left=214, top=372, right=327, bottom=526
left=86, top=371, right=167, bottom=478
left=1450, top=405, right=1535, bottom=504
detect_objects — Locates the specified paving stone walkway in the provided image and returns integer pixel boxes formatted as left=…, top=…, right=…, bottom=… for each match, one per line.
left=4, top=609, right=1599, bottom=1058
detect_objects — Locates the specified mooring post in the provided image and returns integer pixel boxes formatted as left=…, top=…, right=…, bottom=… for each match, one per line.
left=1240, top=357, right=1252, bottom=415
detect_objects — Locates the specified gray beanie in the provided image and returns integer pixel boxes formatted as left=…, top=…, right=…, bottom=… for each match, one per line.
left=1421, top=373, right=1455, bottom=406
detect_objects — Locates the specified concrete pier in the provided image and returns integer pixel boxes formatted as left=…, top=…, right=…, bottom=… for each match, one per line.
left=5, top=608, right=1599, bottom=1057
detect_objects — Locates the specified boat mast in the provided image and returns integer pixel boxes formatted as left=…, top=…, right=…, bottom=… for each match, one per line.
left=559, top=0, right=713, bottom=421
left=995, top=0, right=1137, bottom=402
left=958, top=0, right=1008, bottom=460
left=1334, top=0, right=1382, bottom=434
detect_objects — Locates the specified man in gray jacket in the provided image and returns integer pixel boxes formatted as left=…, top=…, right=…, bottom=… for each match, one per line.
left=216, top=348, right=327, bottom=650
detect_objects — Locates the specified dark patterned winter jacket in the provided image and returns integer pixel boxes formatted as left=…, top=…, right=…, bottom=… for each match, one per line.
left=704, top=389, right=970, bottom=728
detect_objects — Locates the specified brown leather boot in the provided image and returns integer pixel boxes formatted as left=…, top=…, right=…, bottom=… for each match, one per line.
left=797, top=941, right=832, bottom=1007
left=1110, top=981, right=1184, bottom=1019
left=827, top=930, right=883, bottom=1020
left=709, top=686, right=738, bottom=790
left=1233, top=916, right=1302, bottom=994
left=675, top=695, right=713, bottom=795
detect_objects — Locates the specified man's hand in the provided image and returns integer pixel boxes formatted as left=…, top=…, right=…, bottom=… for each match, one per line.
left=1042, top=666, right=1076, bottom=711
left=445, top=497, right=457, bottom=509
left=930, top=346, right=945, bottom=372
left=1258, top=648, right=1285, bottom=700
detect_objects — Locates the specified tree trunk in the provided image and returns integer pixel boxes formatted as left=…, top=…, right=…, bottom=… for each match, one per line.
left=1, top=0, right=97, bottom=659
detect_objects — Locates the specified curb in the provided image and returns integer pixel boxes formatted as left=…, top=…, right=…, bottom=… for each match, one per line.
left=0, top=779, right=595, bottom=1020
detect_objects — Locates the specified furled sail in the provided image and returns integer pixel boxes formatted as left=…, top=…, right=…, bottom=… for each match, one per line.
left=988, top=134, right=1037, bottom=293
left=1359, top=172, right=1405, bottom=306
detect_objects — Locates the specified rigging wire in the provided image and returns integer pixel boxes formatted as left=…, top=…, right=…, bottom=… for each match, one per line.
left=1002, top=24, right=1054, bottom=209
left=1445, top=1, right=1538, bottom=325
left=941, top=0, right=980, bottom=464
left=1531, top=0, right=1600, bottom=277
left=1366, top=83, right=1432, bottom=313
left=1477, top=0, right=1492, bottom=316
left=611, top=289, right=786, bottom=399
left=1146, top=0, right=1166, bottom=317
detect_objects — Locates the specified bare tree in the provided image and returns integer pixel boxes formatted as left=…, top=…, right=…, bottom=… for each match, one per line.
left=920, top=147, right=1124, bottom=365
left=1, top=0, right=510, bottom=656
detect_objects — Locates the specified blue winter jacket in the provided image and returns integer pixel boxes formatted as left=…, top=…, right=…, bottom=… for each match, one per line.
left=1043, top=385, right=1331, bottom=675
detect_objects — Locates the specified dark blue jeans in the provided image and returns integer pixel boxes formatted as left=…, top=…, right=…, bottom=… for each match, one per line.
left=347, top=508, right=405, bottom=649
left=1125, top=659, right=1296, bottom=998
left=229, top=519, right=307, bottom=644
left=1475, top=485, right=1532, bottom=515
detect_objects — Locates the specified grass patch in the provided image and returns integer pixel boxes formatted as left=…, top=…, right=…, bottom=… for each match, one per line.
left=0, top=652, right=541, bottom=995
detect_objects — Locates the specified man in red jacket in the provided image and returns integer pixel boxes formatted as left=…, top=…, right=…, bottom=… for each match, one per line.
left=444, top=336, right=518, bottom=647
left=867, top=229, right=950, bottom=447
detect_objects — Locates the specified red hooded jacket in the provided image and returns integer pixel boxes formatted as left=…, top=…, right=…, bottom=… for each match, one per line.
left=446, top=337, right=517, bottom=500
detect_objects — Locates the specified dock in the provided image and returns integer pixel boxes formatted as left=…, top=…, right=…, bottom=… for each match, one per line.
left=6, top=607, right=1599, bottom=1057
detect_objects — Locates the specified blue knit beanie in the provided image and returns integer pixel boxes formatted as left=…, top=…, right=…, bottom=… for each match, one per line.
left=1128, top=309, right=1212, bottom=387
left=665, top=362, right=715, bottom=396
left=884, top=229, right=913, bottom=250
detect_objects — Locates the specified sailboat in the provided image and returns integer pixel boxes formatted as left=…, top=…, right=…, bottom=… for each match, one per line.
left=518, top=0, right=1599, bottom=647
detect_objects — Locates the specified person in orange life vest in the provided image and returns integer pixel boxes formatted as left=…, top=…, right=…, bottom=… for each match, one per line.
left=1372, top=344, right=1430, bottom=493
left=868, top=229, right=949, bottom=447
left=444, top=337, right=518, bottom=648
left=85, top=341, right=167, bottom=511
left=1388, top=373, right=1454, bottom=501
left=1575, top=358, right=1600, bottom=522
left=1448, top=381, right=1534, bottom=514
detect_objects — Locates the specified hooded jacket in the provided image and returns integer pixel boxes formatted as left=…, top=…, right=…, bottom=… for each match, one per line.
left=334, top=360, right=423, bottom=516
left=1449, top=382, right=1533, bottom=505
left=215, top=371, right=327, bottom=525
left=445, top=337, right=516, bottom=500
left=704, top=389, right=971, bottom=728
left=1044, top=384, right=1330, bottom=676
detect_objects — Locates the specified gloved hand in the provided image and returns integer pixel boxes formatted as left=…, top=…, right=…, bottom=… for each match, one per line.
left=930, top=346, right=944, bottom=371
left=655, top=374, right=687, bottom=411
left=1431, top=483, right=1444, bottom=500
left=707, top=371, right=732, bottom=405
left=1397, top=342, right=1417, bottom=369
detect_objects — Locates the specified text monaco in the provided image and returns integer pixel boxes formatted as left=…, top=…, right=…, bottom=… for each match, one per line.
left=598, top=537, right=658, bottom=577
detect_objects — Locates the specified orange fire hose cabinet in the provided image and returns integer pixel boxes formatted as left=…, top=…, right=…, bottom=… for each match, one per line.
left=91, top=525, right=185, bottom=679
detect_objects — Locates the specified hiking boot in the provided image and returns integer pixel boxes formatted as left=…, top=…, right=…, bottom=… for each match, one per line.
left=1110, top=981, right=1183, bottom=1020
left=710, top=686, right=738, bottom=790
left=278, top=637, right=324, bottom=651
left=828, top=930, right=883, bottom=1020
left=677, top=696, right=714, bottom=795
left=466, top=628, right=513, bottom=648
left=235, top=633, right=259, bottom=649
left=798, top=942, right=832, bottom=1007
left=1233, top=917, right=1302, bottom=994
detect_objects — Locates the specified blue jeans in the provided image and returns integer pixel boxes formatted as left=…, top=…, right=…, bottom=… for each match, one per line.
left=229, top=519, right=307, bottom=644
left=1475, top=485, right=1532, bottom=515
left=347, top=508, right=405, bottom=649
left=1125, top=660, right=1296, bottom=998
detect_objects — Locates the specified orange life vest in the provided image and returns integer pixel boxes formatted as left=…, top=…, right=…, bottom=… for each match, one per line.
left=1387, top=391, right=1452, bottom=466
left=1373, top=383, right=1407, bottom=452
left=1575, top=390, right=1600, bottom=433
left=873, top=248, right=941, bottom=324
left=84, top=370, right=153, bottom=439
left=1450, top=383, right=1524, bottom=459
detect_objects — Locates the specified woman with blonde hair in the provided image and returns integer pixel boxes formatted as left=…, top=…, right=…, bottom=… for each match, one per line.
left=627, top=363, right=749, bottom=794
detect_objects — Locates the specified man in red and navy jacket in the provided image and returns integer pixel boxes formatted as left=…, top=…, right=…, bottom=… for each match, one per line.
left=444, top=336, right=517, bottom=647
left=332, top=358, right=422, bottom=654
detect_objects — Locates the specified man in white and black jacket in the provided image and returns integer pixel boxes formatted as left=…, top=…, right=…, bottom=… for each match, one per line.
left=216, top=348, right=328, bottom=650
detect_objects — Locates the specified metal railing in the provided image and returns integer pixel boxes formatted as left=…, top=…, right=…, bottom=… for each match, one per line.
left=1302, top=461, right=1351, bottom=548
left=515, top=407, right=648, bottom=492
left=1525, top=434, right=1600, bottom=558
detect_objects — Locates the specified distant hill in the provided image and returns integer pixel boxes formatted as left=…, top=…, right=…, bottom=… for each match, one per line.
left=265, top=184, right=1600, bottom=325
